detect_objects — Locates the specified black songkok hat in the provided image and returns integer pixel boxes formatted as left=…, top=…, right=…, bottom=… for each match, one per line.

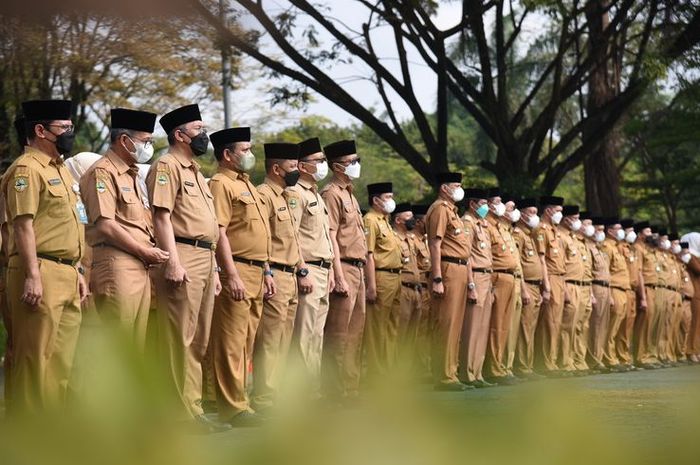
left=539, top=195, right=564, bottom=207
left=394, top=202, right=412, bottom=214
left=668, top=233, right=680, bottom=241
left=159, top=104, right=202, bottom=134
left=324, top=140, right=356, bottom=159
left=579, top=211, right=592, bottom=221
left=464, top=188, right=488, bottom=200
left=680, top=242, right=689, bottom=249
left=367, top=182, right=393, bottom=196
left=486, top=187, right=501, bottom=198
left=264, top=142, right=299, bottom=160
left=110, top=108, right=157, bottom=133
left=562, top=205, right=579, bottom=216
left=634, top=221, right=650, bottom=230
left=298, top=138, right=323, bottom=158
left=518, top=198, right=538, bottom=209
left=210, top=127, right=251, bottom=149
left=22, top=99, right=72, bottom=121
left=619, top=218, right=635, bottom=229
left=435, top=172, right=462, bottom=185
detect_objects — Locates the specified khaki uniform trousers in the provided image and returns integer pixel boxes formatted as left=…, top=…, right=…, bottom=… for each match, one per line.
left=292, top=263, right=330, bottom=395
left=91, top=247, right=150, bottom=350
left=659, top=290, right=681, bottom=362
left=680, top=299, right=693, bottom=357
left=1, top=266, right=13, bottom=408
left=536, top=274, right=565, bottom=372
left=559, top=283, right=580, bottom=371
left=486, top=272, right=516, bottom=378
left=616, top=290, right=637, bottom=365
left=572, top=285, right=592, bottom=371
left=460, top=270, right=492, bottom=382
left=252, top=270, right=298, bottom=410
left=677, top=298, right=691, bottom=359
left=398, top=283, right=423, bottom=369
left=322, top=262, right=365, bottom=399
left=7, top=256, right=82, bottom=413
left=506, top=277, right=522, bottom=375
left=431, top=262, right=468, bottom=385
left=364, top=270, right=401, bottom=378
left=211, top=261, right=264, bottom=421
left=152, top=244, right=215, bottom=419
left=587, top=284, right=611, bottom=368
left=603, top=288, right=628, bottom=367
left=515, top=283, right=541, bottom=375
left=416, top=285, right=433, bottom=376
left=635, top=287, right=658, bottom=364
left=654, top=288, right=674, bottom=362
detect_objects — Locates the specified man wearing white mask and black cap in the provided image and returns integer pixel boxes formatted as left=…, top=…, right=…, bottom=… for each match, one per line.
left=80, top=108, right=169, bottom=350
left=572, top=211, right=595, bottom=374
left=289, top=137, right=334, bottom=398
left=587, top=217, right=612, bottom=373
left=559, top=205, right=584, bottom=375
left=678, top=235, right=700, bottom=362
left=617, top=219, right=643, bottom=369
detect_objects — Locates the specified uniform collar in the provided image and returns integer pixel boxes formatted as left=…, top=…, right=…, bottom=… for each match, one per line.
left=519, top=223, right=533, bottom=234
left=330, top=176, right=353, bottom=192
left=298, top=177, right=315, bottom=191
left=264, top=176, right=286, bottom=196
left=105, top=149, right=133, bottom=175
left=25, top=146, right=57, bottom=168
left=218, top=166, right=247, bottom=182
left=366, top=208, right=386, bottom=221
left=171, top=150, right=199, bottom=171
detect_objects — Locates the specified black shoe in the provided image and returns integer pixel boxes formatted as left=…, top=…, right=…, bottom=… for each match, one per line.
left=227, top=411, right=266, bottom=427
left=201, top=400, right=218, bottom=414
left=470, top=379, right=498, bottom=388
left=487, top=376, right=519, bottom=386
left=608, top=365, right=626, bottom=373
left=434, top=381, right=471, bottom=392
left=193, top=414, right=232, bottom=434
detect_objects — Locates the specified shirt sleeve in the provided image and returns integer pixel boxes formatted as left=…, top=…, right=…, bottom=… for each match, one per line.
left=5, top=164, right=41, bottom=219
left=81, top=167, right=117, bottom=222
left=364, top=215, right=379, bottom=253
left=534, top=227, right=546, bottom=255
left=322, top=187, right=341, bottom=234
left=208, top=176, right=233, bottom=228
left=148, top=159, right=179, bottom=212
left=427, top=205, right=449, bottom=240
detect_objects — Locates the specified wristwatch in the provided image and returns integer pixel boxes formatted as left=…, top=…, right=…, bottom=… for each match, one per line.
left=296, top=268, right=309, bottom=278
left=432, top=277, right=443, bottom=284
left=468, top=282, right=476, bottom=290
left=264, top=270, right=274, bottom=277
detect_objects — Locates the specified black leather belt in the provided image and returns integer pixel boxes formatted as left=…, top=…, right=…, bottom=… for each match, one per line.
left=270, top=262, right=295, bottom=274
left=341, top=258, right=365, bottom=268
left=175, top=237, right=216, bottom=251
left=37, top=253, right=79, bottom=267
left=307, top=260, right=332, bottom=269
left=644, top=283, right=659, bottom=289
left=494, top=269, right=519, bottom=276
left=525, top=279, right=543, bottom=286
left=592, top=280, right=610, bottom=287
left=657, top=284, right=679, bottom=293
left=566, top=279, right=589, bottom=286
left=401, top=282, right=424, bottom=291
left=376, top=267, right=402, bottom=274
left=441, top=256, right=468, bottom=266
left=232, top=256, right=266, bottom=268
left=473, top=268, right=493, bottom=274
left=610, top=285, right=630, bottom=292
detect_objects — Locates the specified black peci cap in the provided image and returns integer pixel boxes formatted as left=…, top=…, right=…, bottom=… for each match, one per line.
left=518, top=198, right=538, bottom=209
left=486, top=187, right=501, bottom=199
left=464, top=188, right=488, bottom=200
left=264, top=142, right=299, bottom=160
left=435, top=172, right=462, bottom=185
left=579, top=211, right=592, bottom=221
left=367, top=182, right=393, bottom=196
left=539, top=195, right=564, bottom=207
left=110, top=108, right=157, bottom=133
left=298, top=137, right=323, bottom=158
left=22, top=100, right=72, bottom=122
left=620, top=218, right=634, bottom=229
left=324, top=139, right=356, bottom=159
left=210, top=127, right=251, bottom=149
left=159, top=104, right=202, bottom=134
left=680, top=242, right=689, bottom=249
left=562, top=205, right=579, bottom=216
left=604, top=217, right=620, bottom=228
left=634, top=221, right=650, bottom=230
left=669, top=233, right=679, bottom=241
left=394, top=202, right=412, bottom=214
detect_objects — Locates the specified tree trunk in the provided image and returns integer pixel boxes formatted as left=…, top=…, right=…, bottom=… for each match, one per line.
left=584, top=0, right=622, bottom=216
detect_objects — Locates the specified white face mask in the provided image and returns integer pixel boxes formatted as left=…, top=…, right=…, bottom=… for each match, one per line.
left=595, top=231, right=606, bottom=243
left=508, top=209, right=521, bottom=223
left=451, top=186, right=465, bottom=203
left=661, top=239, right=671, bottom=250
left=625, top=231, right=637, bottom=244
left=583, top=224, right=595, bottom=238
left=525, top=214, right=540, bottom=229
left=382, top=198, right=396, bottom=214
left=551, top=211, right=563, bottom=225
left=615, top=229, right=626, bottom=241
left=126, top=137, right=154, bottom=164
left=681, top=253, right=691, bottom=264
left=344, top=162, right=361, bottom=179
left=239, top=150, right=256, bottom=172
left=312, top=161, right=329, bottom=181
left=672, top=244, right=682, bottom=254
left=569, top=219, right=582, bottom=232
left=493, top=202, right=506, bottom=217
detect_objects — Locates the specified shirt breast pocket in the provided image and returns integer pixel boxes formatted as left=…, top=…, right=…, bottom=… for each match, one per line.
left=276, top=208, right=293, bottom=237
left=120, top=189, right=142, bottom=221
left=182, top=181, right=200, bottom=197
left=233, top=195, right=256, bottom=221
left=45, top=183, right=69, bottom=218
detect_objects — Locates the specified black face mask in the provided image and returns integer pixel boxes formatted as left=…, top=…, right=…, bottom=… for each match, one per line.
left=405, top=218, right=416, bottom=231
left=284, top=169, right=300, bottom=187
left=47, top=129, right=75, bottom=155
left=189, top=132, right=209, bottom=156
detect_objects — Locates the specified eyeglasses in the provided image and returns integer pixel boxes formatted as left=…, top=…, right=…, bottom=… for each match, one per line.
left=338, top=157, right=360, bottom=165
left=301, top=157, right=327, bottom=164
left=44, top=124, right=74, bottom=133
left=128, top=135, right=154, bottom=149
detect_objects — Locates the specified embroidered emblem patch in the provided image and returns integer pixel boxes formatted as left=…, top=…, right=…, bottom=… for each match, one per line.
left=96, top=180, right=107, bottom=194
left=288, top=198, right=298, bottom=209
left=157, top=173, right=168, bottom=186
left=14, top=176, right=28, bottom=192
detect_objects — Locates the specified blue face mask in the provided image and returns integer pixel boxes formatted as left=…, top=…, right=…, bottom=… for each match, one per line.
left=475, top=204, right=489, bottom=219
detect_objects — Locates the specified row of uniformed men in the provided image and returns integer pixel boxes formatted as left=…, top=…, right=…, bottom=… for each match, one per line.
left=2, top=100, right=700, bottom=431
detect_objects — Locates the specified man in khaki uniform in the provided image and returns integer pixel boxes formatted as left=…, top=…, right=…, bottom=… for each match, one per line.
left=560, top=205, right=585, bottom=374
left=391, top=203, right=422, bottom=366
left=290, top=137, right=334, bottom=397
left=501, top=196, right=524, bottom=379
left=146, top=104, right=227, bottom=432
left=2, top=99, right=88, bottom=413
left=363, top=182, right=403, bottom=380
left=412, top=204, right=432, bottom=377
left=425, top=173, right=472, bottom=391
left=320, top=140, right=368, bottom=402
left=484, top=188, right=520, bottom=385
left=678, top=242, right=695, bottom=360
left=512, top=198, right=544, bottom=379
left=572, top=212, right=595, bottom=374
left=661, top=234, right=683, bottom=364
left=617, top=219, right=644, bottom=368
left=634, top=221, right=659, bottom=368
left=535, top=196, right=567, bottom=376
left=653, top=229, right=673, bottom=366
left=587, top=217, right=612, bottom=372
left=80, top=108, right=168, bottom=349
left=600, top=218, right=630, bottom=371
left=459, top=188, right=494, bottom=388
left=252, top=142, right=303, bottom=410
left=207, top=127, right=270, bottom=426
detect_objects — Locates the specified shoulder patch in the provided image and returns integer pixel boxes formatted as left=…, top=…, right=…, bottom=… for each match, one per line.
left=157, top=173, right=168, bottom=186
left=288, top=197, right=298, bottom=209
left=14, top=176, right=28, bottom=192
left=96, top=180, right=107, bottom=193
left=537, top=234, right=544, bottom=242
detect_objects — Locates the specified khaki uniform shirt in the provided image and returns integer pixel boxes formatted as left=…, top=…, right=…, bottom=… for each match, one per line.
left=414, top=233, right=431, bottom=282
left=364, top=209, right=402, bottom=269
left=320, top=178, right=367, bottom=261
left=667, top=255, right=683, bottom=291
left=513, top=224, right=543, bottom=281
left=682, top=265, right=694, bottom=299
left=397, top=230, right=421, bottom=284
left=257, top=178, right=301, bottom=267
left=462, top=212, right=491, bottom=268
left=589, top=241, right=611, bottom=281
left=146, top=152, right=218, bottom=243
left=2, top=146, right=85, bottom=260
left=563, top=230, right=585, bottom=281
left=601, top=239, right=630, bottom=290
left=578, top=236, right=594, bottom=282
left=425, top=200, right=471, bottom=261
left=637, top=242, right=659, bottom=285
left=289, top=178, right=333, bottom=262
left=209, top=167, right=270, bottom=262
left=487, top=216, right=518, bottom=271
left=80, top=149, right=154, bottom=248
left=537, top=223, right=566, bottom=276
left=619, top=242, right=641, bottom=290
left=656, top=250, right=672, bottom=287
